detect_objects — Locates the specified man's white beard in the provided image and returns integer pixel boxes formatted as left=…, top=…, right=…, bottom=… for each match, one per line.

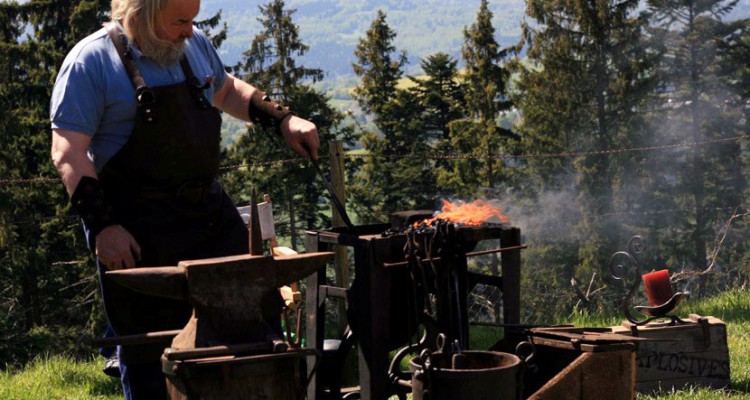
left=140, top=39, right=186, bottom=67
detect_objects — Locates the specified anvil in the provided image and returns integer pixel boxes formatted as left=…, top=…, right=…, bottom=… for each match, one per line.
left=105, top=251, right=333, bottom=350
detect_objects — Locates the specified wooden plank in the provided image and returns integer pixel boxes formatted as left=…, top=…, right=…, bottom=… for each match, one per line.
left=529, top=350, right=635, bottom=400
left=532, top=330, right=657, bottom=344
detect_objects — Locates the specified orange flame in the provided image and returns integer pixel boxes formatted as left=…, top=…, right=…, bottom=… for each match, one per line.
left=417, top=199, right=510, bottom=227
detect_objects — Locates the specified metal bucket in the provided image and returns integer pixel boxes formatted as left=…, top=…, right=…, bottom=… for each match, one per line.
left=410, top=350, right=522, bottom=400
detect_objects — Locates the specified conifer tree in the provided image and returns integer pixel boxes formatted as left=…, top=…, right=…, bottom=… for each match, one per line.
left=511, top=0, right=658, bottom=291
left=646, top=0, right=749, bottom=286
left=196, top=11, right=229, bottom=49
left=0, top=0, right=109, bottom=364
left=436, top=0, right=517, bottom=199
left=234, top=0, right=324, bottom=96
left=350, top=11, right=435, bottom=221
left=224, top=0, right=351, bottom=245
left=408, top=52, right=465, bottom=142
left=351, top=10, right=407, bottom=119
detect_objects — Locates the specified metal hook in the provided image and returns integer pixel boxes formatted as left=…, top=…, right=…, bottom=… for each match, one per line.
left=436, top=333, right=447, bottom=353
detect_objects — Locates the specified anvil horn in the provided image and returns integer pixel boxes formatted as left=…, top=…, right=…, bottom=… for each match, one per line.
left=273, top=252, right=334, bottom=287
left=105, top=266, right=187, bottom=301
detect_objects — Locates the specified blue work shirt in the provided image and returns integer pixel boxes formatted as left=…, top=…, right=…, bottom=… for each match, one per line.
left=50, top=23, right=228, bottom=172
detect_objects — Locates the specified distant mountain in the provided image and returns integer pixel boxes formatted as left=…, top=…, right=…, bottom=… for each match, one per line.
left=199, top=0, right=750, bottom=80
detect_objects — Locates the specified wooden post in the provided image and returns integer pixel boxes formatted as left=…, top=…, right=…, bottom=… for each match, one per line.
left=501, top=227, right=521, bottom=326
left=304, top=231, right=326, bottom=400
left=330, top=141, right=350, bottom=333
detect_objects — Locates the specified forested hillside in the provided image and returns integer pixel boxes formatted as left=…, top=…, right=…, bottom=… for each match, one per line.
left=201, top=0, right=750, bottom=78
left=200, top=0, right=528, bottom=76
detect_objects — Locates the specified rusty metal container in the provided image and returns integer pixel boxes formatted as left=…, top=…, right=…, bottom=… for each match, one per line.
left=409, top=350, right=522, bottom=400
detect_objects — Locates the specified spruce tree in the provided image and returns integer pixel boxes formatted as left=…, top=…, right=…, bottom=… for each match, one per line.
left=511, top=0, right=658, bottom=296
left=351, top=10, right=407, bottom=119
left=350, top=11, right=435, bottom=221
left=196, top=11, right=229, bottom=49
left=436, top=0, right=518, bottom=199
left=408, top=52, right=465, bottom=143
left=224, top=0, right=351, bottom=246
left=0, top=0, right=109, bottom=364
left=234, top=0, right=324, bottom=96
left=646, top=0, right=749, bottom=289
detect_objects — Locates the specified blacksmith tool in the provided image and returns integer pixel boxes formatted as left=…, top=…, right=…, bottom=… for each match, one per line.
left=305, top=145, right=354, bottom=229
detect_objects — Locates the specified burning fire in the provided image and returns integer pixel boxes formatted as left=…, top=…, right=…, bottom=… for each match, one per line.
left=417, top=199, right=510, bottom=227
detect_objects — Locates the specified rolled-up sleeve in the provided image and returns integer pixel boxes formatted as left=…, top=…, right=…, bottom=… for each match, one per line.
left=51, top=58, right=104, bottom=137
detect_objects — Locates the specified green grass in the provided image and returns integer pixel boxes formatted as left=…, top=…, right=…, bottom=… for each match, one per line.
left=2, top=289, right=749, bottom=399
left=0, top=355, right=121, bottom=400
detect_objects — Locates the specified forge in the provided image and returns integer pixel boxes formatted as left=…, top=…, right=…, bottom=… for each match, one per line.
left=305, top=207, right=524, bottom=400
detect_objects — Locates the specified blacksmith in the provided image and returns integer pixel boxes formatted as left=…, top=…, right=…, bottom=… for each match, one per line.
left=49, top=0, right=319, bottom=398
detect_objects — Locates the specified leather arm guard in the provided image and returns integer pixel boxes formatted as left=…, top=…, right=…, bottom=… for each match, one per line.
left=70, top=176, right=117, bottom=238
left=247, top=91, right=294, bottom=134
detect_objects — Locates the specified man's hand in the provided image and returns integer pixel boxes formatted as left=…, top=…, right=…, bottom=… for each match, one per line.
left=280, top=115, right=320, bottom=160
left=95, top=225, right=142, bottom=270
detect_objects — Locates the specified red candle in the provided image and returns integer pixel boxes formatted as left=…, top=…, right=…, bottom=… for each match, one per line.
left=642, top=269, right=674, bottom=306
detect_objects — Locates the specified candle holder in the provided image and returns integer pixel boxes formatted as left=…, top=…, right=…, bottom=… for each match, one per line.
left=609, top=236, right=689, bottom=326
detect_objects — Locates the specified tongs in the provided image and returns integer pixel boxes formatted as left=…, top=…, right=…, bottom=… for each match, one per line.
left=306, top=150, right=354, bottom=229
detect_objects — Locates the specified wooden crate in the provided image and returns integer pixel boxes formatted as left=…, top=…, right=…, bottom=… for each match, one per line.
left=524, top=327, right=636, bottom=400
left=610, top=315, right=730, bottom=393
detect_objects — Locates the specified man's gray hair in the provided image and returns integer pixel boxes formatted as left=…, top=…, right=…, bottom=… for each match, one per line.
left=111, top=0, right=172, bottom=48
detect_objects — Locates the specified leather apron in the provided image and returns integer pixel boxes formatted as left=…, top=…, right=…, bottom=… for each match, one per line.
left=97, top=23, right=249, bottom=362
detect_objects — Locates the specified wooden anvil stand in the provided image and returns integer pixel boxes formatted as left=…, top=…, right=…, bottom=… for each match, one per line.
left=105, top=192, right=333, bottom=399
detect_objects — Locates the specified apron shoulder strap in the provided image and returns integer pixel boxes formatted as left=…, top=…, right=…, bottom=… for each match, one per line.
left=104, top=22, right=148, bottom=92
left=179, top=56, right=211, bottom=109
left=105, top=22, right=157, bottom=121
left=179, top=56, right=198, bottom=83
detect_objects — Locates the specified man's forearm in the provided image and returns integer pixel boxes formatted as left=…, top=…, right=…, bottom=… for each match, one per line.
left=213, top=73, right=292, bottom=127
left=52, top=128, right=120, bottom=239
left=211, top=73, right=319, bottom=159
left=213, top=73, right=258, bottom=121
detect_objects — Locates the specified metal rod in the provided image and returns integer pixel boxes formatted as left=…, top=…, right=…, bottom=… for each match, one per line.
left=465, top=244, right=528, bottom=257
left=91, top=329, right=181, bottom=347
left=382, top=244, right=528, bottom=268
left=469, top=322, right=544, bottom=328
left=163, top=341, right=276, bottom=361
